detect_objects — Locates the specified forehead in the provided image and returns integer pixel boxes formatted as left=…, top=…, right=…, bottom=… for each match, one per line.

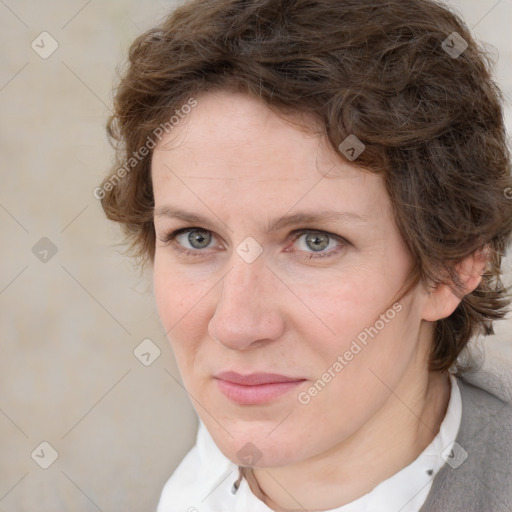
left=151, top=91, right=390, bottom=223
left=153, top=91, right=356, bottom=178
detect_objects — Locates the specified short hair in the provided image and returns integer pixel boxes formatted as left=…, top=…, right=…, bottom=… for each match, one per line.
left=99, top=0, right=512, bottom=373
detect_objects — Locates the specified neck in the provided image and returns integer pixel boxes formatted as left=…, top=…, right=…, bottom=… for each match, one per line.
left=247, top=369, right=451, bottom=511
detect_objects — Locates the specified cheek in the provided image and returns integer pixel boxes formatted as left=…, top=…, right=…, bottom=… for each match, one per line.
left=290, top=263, right=419, bottom=410
left=153, top=254, right=212, bottom=327
left=153, top=257, right=210, bottom=367
left=293, top=298, right=420, bottom=440
left=153, top=266, right=181, bottom=334
left=300, top=266, right=404, bottom=348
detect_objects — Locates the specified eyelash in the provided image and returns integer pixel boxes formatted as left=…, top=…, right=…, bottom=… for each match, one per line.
left=158, top=227, right=348, bottom=260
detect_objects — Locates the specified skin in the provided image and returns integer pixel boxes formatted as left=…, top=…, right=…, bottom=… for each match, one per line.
left=151, top=91, right=485, bottom=511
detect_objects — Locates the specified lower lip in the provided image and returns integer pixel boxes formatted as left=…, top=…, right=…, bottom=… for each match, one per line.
left=215, top=379, right=304, bottom=405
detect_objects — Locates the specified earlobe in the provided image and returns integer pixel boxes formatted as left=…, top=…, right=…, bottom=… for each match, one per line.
left=421, top=246, right=489, bottom=322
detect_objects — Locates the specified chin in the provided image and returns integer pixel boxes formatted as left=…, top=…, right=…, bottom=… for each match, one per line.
left=205, top=420, right=308, bottom=468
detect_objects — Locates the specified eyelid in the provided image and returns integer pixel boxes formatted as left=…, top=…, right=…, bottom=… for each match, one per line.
left=289, top=228, right=347, bottom=244
left=159, top=226, right=223, bottom=248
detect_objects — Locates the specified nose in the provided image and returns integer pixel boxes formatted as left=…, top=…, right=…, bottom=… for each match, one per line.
left=208, top=258, right=285, bottom=351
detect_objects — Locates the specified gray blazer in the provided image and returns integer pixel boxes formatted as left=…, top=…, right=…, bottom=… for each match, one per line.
left=421, top=377, right=512, bottom=511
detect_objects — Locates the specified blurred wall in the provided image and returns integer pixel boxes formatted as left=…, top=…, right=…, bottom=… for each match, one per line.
left=0, top=1, right=511, bottom=511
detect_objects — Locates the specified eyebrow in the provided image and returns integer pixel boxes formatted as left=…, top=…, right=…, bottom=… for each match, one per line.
left=153, top=205, right=367, bottom=232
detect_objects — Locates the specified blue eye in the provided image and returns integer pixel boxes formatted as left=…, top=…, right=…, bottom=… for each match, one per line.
left=158, top=227, right=218, bottom=258
left=176, top=229, right=213, bottom=250
left=294, top=231, right=341, bottom=254
left=287, top=230, right=346, bottom=260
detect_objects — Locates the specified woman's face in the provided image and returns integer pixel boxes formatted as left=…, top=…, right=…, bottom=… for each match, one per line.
left=152, top=91, right=433, bottom=467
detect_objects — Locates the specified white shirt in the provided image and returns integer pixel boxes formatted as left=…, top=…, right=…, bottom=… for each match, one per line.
left=157, top=375, right=462, bottom=512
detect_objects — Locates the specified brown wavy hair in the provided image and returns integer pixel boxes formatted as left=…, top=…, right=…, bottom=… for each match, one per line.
left=99, top=0, right=512, bottom=373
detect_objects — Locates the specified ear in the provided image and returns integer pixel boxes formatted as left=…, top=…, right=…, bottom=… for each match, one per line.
left=422, top=246, right=490, bottom=322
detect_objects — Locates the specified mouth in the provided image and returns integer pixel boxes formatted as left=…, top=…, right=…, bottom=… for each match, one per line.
left=214, top=371, right=307, bottom=405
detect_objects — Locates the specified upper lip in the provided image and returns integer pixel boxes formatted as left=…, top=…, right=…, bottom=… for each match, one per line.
left=214, top=371, right=306, bottom=386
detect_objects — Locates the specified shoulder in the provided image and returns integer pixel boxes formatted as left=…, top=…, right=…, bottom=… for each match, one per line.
left=421, top=376, right=512, bottom=512
left=456, top=376, right=512, bottom=457
left=457, top=374, right=512, bottom=420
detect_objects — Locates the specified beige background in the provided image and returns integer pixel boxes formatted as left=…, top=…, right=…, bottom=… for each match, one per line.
left=0, top=1, right=511, bottom=511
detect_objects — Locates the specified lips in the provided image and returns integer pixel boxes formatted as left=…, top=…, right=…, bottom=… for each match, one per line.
left=214, top=371, right=306, bottom=405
